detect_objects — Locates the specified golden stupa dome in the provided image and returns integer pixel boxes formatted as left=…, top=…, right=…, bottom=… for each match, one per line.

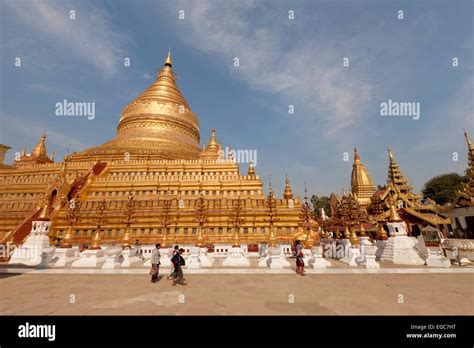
left=76, top=49, right=201, bottom=160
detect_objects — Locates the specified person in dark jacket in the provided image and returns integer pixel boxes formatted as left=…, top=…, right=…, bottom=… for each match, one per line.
left=167, top=245, right=180, bottom=280
left=171, top=248, right=186, bottom=286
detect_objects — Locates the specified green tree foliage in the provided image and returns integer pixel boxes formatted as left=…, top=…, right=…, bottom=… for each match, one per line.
left=310, top=195, right=331, bottom=219
left=421, top=173, right=464, bottom=205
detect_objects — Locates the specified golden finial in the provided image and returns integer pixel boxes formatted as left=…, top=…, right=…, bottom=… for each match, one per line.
left=388, top=196, right=403, bottom=222
left=268, top=171, right=274, bottom=196
left=464, top=129, right=473, bottom=150
left=248, top=161, right=255, bottom=176
left=50, top=152, right=55, bottom=161
left=344, top=225, right=350, bottom=239
left=207, top=128, right=219, bottom=150
left=21, top=146, right=26, bottom=157
left=283, top=175, right=293, bottom=199
left=32, top=131, right=47, bottom=158
left=354, top=147, right=361, bottom=162
left=164, top=48, right=172, bottom=67
left=38, top=201, right=50, bottom=221
left=359, top=222, right=366, bottom=236
left=378, top=223, right=388, bottom=240
left=387, top=145, right=394, bottom=161
left=90, top=230, right=102, bottom=249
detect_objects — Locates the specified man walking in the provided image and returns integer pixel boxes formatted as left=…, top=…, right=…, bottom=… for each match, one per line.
left=171, top=248, right=186, bottom=286
left=167, top=245, right=180, bottom=280
left=150, top=243, right=161, bottom=283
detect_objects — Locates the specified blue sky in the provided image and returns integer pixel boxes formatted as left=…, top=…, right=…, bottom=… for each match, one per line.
left=0, top=0, right=472, bottom=198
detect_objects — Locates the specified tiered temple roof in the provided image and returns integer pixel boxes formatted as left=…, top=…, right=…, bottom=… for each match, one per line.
left=457, top=131, right=474, bottom=207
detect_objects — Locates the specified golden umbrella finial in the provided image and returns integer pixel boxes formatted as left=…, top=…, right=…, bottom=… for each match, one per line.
left=464, top=129, right=473, bottom=149
left=388, top=196, right=403, bottom=222
left=164, top=47, right=172, bottom=67
left=248, top=161, right=255, bottom=176
left=38, top=201, right=50, bottom=221
left=387, top=145, right=394, bottom=161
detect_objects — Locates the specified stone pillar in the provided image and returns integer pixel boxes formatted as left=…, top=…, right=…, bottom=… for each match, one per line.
left=222, top=246, right=250, bottom=267
left=71, top=249, right=106, bottom=268
left=102, top=247, right=122, bottom=269
left=267, top=245, right=286, bottom=269
left=36, top=247, right=56, bottom=269
left=122, top=247, right=143, bottom=267
left=186, top=247, right=201, bottom=269
left=199, top=247, right=215, bottom=267
left=340, top=244, right=361, bottom=267
left=361, top=245, right=380, bottom=269
left=53, top=246, right=79, bottom=267
left=310, top=245, right=331, bottom=269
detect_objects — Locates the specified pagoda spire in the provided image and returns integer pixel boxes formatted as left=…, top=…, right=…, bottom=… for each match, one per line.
left=164, top=48, right=172, bottom=67
left=351, top=147, right=375, bottom=206
left=248, top=161, right=255, bottom=176
left=207, top=129, right=219, bottom=151
left=388, top=196, right=403, bottom=222
left=32, top=131, right=47, bottom=158
left=464, top=129, right=473, bottom=151
left=283, top=174, right=293, bottom=199
left=457, top=130, right=474, bottom=207
left=387, top=146, right=413, bottom=194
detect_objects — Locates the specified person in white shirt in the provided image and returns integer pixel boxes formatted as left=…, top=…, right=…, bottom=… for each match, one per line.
left=150, top=243, right=161, bottom=283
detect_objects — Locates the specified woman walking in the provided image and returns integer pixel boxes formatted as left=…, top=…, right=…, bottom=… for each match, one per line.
left=296, top=245, right=305, bottom=276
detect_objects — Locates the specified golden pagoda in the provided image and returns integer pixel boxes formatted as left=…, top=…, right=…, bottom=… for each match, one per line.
left=456, top=130, right=474, bottom=207
left=366, top=146, right=450, bottom=230
left=351, top=147, right=376, bottom=206
left=0, top=50, right=303, bottom=248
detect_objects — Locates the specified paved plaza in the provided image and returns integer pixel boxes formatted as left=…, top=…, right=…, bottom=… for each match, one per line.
left=0, top=270, right=472, bottom=315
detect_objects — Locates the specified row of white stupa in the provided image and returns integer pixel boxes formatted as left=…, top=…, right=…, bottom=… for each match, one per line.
left=7, top=212, right=452, bottom=269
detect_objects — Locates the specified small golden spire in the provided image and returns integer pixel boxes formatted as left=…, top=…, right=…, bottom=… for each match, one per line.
left=90, top=230, right=102, bottom=249
left=350, top=225, right=359, bottom=245
left=50, top=152, right=55, bottom=161
left=388, top=145, right=394, bottom=161
left=21, top=146, right=26, bottom=157
left=359, top=223, right=366, bottom=236
left=388, top=197, right=403, bottom=222
left=464, top=129, right=473, bottom=150
left=207, top=128, right=219, bottom=150
left=38, top=201, right=50, bottom=221
left=283, top=175, right=293, bottom=199
left=354, top=147, right=361, bottom=162
left=378, top=223, right=388, bottom=240
left=32, top=131, right=47, bottom=158
left=248, top=161, right=255, bottom=176
left=344, top=225, right=350, bottom=239
left=164, top=48, right=172, bottom=67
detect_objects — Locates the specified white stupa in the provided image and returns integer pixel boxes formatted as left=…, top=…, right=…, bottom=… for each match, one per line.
left=380, top=200, right=424, bottom=265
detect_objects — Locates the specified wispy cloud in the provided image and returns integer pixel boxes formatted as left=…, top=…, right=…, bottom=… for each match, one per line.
left=3, top=0, right=130, bottom=77
left=163, top=1, right=374, bottom=140
left=1, top=112, right=87, bottom=153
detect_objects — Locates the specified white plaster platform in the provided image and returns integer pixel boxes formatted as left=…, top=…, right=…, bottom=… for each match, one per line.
left=0, top=266, right=472, bottom=275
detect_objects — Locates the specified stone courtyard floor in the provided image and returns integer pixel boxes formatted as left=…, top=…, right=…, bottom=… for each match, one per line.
left=0, top=270, right=472, bottom=315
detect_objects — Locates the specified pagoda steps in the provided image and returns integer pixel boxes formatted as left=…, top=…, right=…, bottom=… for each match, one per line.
left=0, top=161, right=108, bottom=260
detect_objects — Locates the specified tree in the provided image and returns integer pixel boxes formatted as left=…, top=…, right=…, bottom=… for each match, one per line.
left=421, top=173, right=464, bottom=205
left=310, top=195, right=331, bottom=219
